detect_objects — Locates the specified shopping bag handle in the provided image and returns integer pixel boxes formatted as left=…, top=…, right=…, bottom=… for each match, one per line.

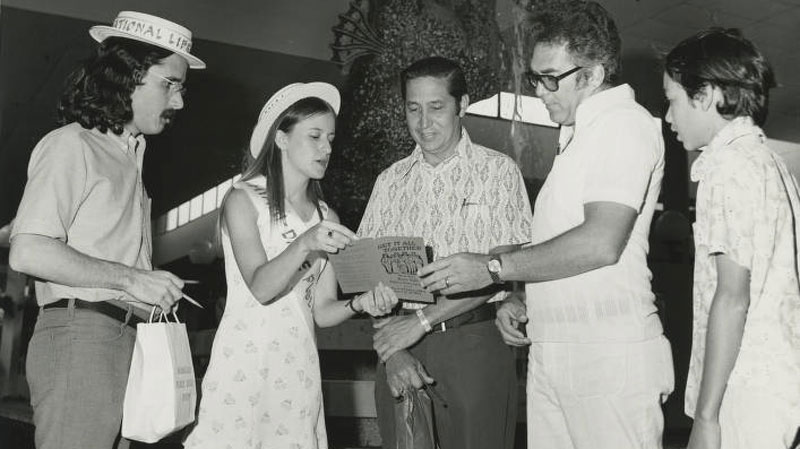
left=147, top=306, right=181, bottom=324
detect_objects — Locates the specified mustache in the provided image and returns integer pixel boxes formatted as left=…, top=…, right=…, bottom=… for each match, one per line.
left=161, top=109, right=177, bottom=122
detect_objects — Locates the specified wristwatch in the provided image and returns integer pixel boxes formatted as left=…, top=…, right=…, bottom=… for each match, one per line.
left=487, top=255, right=504, bottom=284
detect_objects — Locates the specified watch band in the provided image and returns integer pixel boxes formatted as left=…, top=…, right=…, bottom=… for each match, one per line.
left=416, top=309, right=433, bottom=333
left=488, top=255, right=503, bottom=284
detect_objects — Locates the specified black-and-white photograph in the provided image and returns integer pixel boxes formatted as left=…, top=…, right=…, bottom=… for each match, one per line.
left=1, top=1, right=799, bottom=448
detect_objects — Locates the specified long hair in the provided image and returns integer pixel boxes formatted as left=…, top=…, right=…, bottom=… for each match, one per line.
left=526, top=0, right=621, bottom=87
left=665, top=28, right=776, bottom=126
left=57, top=37, right=172, bottom=134
left=241, top=96, right=337, bottom=224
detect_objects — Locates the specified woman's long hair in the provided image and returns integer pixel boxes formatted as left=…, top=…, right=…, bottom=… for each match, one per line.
left=241, top=96, right=337, bottom=224
left=57, top=37, right=172, bottom=134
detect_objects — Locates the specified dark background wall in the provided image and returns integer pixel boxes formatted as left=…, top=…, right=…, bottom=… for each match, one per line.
left=0, top=6, right=345, bottom=225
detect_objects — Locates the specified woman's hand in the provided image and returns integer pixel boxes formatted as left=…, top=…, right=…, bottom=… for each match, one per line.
left=297, top=219, right=356, bottom=254
left=356, top=282, right=398, bottom=317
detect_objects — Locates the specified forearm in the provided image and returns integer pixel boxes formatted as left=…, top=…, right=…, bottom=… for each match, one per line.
left=10, top=233, right=137, bottom=292
left=694, top=291, right=748, bottom=420
left=422, top=294, right=493, bottom=326
left=501, top=224, right=621, bottom=283
left=314, top=271, right=360, bottom=327
left=315, top=295, right=361, bottom=327
left=248, top=240, right=313, bottom=305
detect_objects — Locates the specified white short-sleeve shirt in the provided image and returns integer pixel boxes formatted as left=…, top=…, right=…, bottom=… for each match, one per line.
left=526, top=84, right=665, bottom=343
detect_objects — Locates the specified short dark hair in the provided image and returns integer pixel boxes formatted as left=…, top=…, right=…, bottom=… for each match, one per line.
left=665, top=28, right=776, bottom=126
left=400, top=56, right=468, bottom=104
left=527, top=0, right=621, bottom=86
left=57, top=37, right=173, bottom=135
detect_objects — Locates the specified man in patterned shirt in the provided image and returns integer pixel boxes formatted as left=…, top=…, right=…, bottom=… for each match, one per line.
left=359, top=56, right=532, bottom=449
left=664, top=28, right=800, bottom=449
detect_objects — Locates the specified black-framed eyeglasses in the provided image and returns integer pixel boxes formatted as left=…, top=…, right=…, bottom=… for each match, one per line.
left=148, top=71, right=187, bottom=96
left=525, top=66, right=583, bottom=92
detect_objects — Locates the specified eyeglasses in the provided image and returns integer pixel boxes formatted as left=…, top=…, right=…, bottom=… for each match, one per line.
left=148, top=71, right=187, bottom=96
left=524, top=66, right=583, bottom=92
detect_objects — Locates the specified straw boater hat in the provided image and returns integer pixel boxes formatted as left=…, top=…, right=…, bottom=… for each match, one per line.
left=249, top=82, right=341, bottom=158
left=89, top=11, right=206, bottom=69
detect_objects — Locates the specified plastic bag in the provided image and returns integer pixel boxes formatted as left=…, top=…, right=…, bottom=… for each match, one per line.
left=395, top=387, right=436, bottom=449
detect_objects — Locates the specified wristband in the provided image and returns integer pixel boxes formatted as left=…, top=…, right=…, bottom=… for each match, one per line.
left=416, top=309, right=433, bottom=333
left=346, top=296, right=362, bottom=314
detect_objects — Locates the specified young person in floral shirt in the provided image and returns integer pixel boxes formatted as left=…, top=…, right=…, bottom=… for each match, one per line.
left=664, top=28, right=800, bottom=449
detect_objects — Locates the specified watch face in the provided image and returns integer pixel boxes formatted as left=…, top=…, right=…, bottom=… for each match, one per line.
left=488, top=259, right=502, bottom=273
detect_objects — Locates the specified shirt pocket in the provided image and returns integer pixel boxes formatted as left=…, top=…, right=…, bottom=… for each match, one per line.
left=459, top=199, right=491, bottom=222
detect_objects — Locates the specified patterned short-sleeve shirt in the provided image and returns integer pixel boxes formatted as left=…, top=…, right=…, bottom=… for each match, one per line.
left=357, top=129, right=533, bottom=308
left=686, top=117, right=800, bottom=417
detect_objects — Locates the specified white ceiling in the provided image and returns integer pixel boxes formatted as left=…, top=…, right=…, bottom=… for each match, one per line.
left=6, top=0, right=799, bottom=141
left=498, top=0, right=800, bottom=142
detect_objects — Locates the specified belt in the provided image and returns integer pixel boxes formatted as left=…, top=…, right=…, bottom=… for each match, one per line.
left=400, top=303, right=496, bottom=333
left=41, top=298, right=144, bottom=327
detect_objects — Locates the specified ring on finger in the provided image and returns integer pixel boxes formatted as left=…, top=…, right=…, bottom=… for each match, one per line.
left=444, top=277, right=450, bottom=288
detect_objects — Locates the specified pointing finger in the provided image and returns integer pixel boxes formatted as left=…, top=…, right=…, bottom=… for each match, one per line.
left=417, top=257, right=450, bottom=277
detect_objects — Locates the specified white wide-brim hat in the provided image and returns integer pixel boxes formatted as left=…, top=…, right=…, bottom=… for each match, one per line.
left=89, top=11, right=206, bottom=69
left=249, top=82, right=341, bottom=158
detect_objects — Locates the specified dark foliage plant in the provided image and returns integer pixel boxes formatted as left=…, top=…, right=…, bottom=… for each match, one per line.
left=326, top=0, right=506, bottom=229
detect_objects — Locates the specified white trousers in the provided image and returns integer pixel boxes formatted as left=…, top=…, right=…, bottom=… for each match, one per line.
left=527, top=336, right=674, bottom=449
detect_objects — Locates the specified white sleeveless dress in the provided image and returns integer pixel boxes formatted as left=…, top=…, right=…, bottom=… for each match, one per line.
left=184, top=177, right=329, bottom=449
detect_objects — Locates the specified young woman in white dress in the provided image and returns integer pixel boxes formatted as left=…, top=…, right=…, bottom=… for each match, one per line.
left=184, top=82, right=397, bottom=449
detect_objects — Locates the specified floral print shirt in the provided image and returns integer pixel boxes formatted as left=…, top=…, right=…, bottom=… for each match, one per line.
left=686, top=117, right=800, bottom=417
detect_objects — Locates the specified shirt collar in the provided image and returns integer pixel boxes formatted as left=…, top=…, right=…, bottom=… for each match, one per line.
left=690, top=116, right=765, bottom=182
left=99, top=127, right=146, bottom=155
left=558, top=84, right=635, bottom=151
left=104, top=128, right=147, bottom=168
left=575, top=84, right=635, bottom=126
left=705, top=116, right=764, bottom=151
left=397, top=128, right=475, bottom=177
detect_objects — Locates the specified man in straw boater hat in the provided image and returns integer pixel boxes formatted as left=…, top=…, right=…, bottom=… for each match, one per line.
left=9, top=11, right=205, bottom=449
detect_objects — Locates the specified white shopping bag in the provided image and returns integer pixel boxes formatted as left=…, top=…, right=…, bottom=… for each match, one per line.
left=122, top=308, right=197, bottom=443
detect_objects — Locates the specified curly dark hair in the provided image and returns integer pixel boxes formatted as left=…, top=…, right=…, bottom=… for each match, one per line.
left=57, top=37, right=173, bottom=134
left=665, top=28, right=776, bottom=126
left=527, top=0, right=621, bottom=86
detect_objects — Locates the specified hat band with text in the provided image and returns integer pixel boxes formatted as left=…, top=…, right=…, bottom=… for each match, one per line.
left=112, top=17, right=193, bottom=53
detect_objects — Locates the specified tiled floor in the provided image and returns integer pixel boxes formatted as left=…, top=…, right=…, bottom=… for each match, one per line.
left=0, top=416, right=688, bottom=449
left=1, top=397, right=690, bottom=449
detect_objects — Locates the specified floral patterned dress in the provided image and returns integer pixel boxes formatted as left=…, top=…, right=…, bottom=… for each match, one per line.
left=184, top=177, right=329, bottom=449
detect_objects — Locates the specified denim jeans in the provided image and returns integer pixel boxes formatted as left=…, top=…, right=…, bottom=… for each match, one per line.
left=26, top=303, right=136, bottom=449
